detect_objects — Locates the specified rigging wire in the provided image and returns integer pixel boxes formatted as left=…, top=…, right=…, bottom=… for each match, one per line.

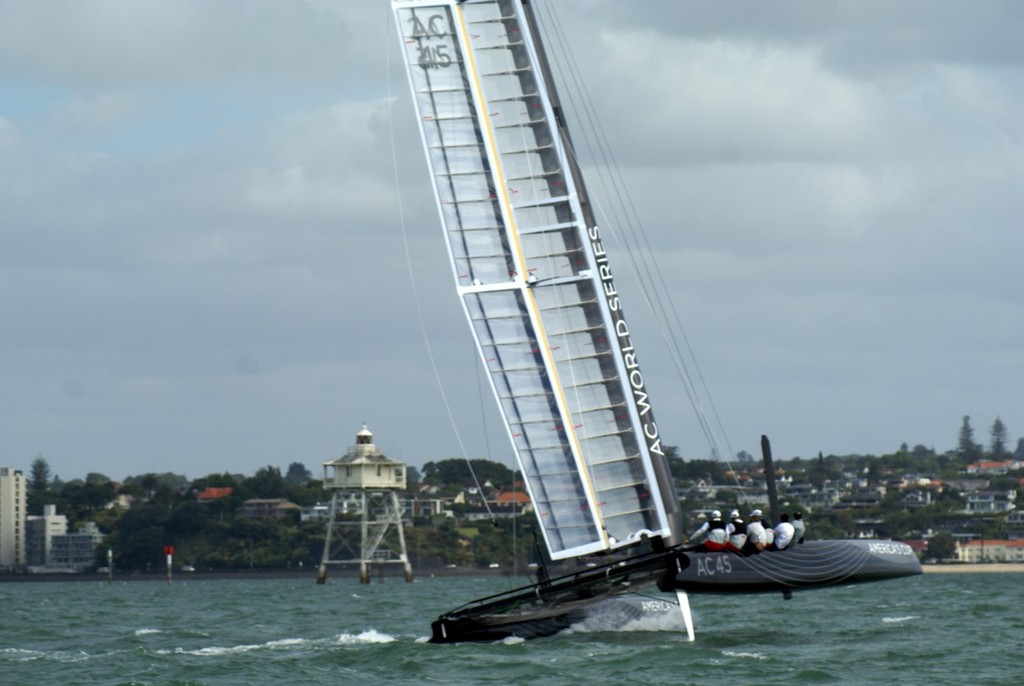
left=534, top=1, right=740, bottom=481
left=384, top=5, right=494, bottom=519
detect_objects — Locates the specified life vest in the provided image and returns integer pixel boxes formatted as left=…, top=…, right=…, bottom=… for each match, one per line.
left=706, top=518, right=727, bottom=550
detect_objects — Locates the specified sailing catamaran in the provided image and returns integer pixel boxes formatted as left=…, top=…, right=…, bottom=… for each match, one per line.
left=390, top=0, right=921, bottom=642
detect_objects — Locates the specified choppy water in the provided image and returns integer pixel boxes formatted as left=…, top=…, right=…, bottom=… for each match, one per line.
left=2, top=572, right=1021, bottom=685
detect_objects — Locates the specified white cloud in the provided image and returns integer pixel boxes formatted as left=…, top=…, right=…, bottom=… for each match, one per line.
left=50, top=90, right=150, bottom=135
left=0, top=0, right=383, bottom=88
left=0, top=116, right=17, bottom=150
left=0, top=0, right=1021, bottom=479
left=245, top=100, right=396, bottom=217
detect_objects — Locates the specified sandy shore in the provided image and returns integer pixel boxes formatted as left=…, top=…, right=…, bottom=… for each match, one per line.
left=922, top=563, right=1024, bottom=573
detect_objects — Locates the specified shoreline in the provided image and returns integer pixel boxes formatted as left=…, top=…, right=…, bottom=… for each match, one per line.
left=4, top=562, right=1024, bottom=583
left=921, top=562, right=1024, bottom=573
left=0, top=566, right=512, bottom=584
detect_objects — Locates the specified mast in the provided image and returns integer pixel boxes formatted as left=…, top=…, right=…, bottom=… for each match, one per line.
left=393, top=0, right=682, bottom=558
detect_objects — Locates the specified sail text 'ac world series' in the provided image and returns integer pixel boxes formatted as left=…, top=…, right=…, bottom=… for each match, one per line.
left=587, top=223, right=663, bottom=458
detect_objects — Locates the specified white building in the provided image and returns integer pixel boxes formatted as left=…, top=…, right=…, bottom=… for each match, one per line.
left=50, top=522, right=105, bottom=572
left=26, top=504, right=69, bottom=568
left=956, top=539, right=1024, bottom=563
left=25, top=504, right=106, bottom=572
left=0, top=467, right=28, bottom=568
left=963, top=490, right=1016, bottom=514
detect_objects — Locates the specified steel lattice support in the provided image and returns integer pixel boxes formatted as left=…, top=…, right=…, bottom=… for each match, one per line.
left=316, top=489, right=413, bottom=584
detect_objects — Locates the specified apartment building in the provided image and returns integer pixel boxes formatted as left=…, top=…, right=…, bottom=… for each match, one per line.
left=25, top=504, right=69, bottom=567
left=50, top=522, right=105, bottom=571
left=0, top=467, right=27, bottom=568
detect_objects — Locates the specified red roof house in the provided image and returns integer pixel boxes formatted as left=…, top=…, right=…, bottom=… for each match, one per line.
left=197, top=487, right=233, bottom=502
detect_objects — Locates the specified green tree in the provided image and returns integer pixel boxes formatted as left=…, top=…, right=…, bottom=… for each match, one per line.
left=123, top=473, right=180, bottom=508
left=56, top=479, right=117, bottom=526
left=663, top=445, right=686, bottom=484
left=138, top=473, right=160, bottom=493
left=926, top=532, right=956, bottom=561
left=165, top=501, right=208, bottom=539
left=805, top=453, right=843, bottom=485
left=810, top=509, right=850, bottom=540
left=866, top=460, right=883, bottom=483
left=406, top=522, right=472, bottom=567
left=421, top=459, right=513, bottom=489
left=285, top=478, right=323, bottom=507
left=126, top=472, right=189, bottom=492
left=29, top=456, right=51, bottom=492
left=245, top=466, right=287, bottom=499
left=285, top=462, right=312, bottom=486
left=108, top=504, right=167, bottom=571
left=671, top=458, right=727, bottom=484
left=910, top=444, right=935, bottom=465
left=27, top=455, right=55, bottom=514
left=990, top=417, right=1008, bottom=458
left=957, top=416, right=982, bottom=461
left=405, top=465, right=422, bottom=488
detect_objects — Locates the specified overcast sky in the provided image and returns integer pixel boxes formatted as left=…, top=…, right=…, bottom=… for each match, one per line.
left=2, top=1, right=1021, bottom=482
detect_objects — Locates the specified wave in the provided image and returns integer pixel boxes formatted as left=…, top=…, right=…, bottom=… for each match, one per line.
left=155, top=636, right=312, bottom=657
left=133, top=627, right=210, bottom=640
left=335, top=629, right=396, bottom=644
left=1, top=647, right=46, bottom=662
left=882, top=616, right=919, bottom=624
left=144, top=631, right=397, bottom=658
left=722, top=650, right=770, bottom=660
left=567, top=596, right=685, bottom=635
left=0, top=647, right=95, bottom=663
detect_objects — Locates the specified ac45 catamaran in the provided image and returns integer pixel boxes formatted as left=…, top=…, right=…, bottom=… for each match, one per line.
left=391, top=0, right=920, bottom=642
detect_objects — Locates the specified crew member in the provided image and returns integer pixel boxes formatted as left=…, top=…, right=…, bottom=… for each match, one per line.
left=743, top=509, right=769, bottom=554
left=769, top=512, right=795, bottom=551
left=725, top=510, right=747, bottom=553
left=792, top=510, right=806, bottom=544
left=685, top=510, right=724, bottom=551
left=705, top=511, right=728, bottom=552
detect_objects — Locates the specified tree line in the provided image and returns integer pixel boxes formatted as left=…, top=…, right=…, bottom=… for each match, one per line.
left=20, top=414, right=1022, bottom=571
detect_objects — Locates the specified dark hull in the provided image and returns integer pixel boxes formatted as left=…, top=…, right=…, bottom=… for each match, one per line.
left=431, top=595, right=591, bottom=643
left=429, top=540, right=921, bottom=643
left=430, top=546, right=676, bottom=643
left=674, top=539, right=922, bottom=593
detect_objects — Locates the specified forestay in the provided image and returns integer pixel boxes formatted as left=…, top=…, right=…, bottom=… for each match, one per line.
left=392, top=0, right=680, bottom=559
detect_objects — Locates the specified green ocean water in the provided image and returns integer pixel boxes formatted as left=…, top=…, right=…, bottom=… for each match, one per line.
left=2, top=572, right=1021, bottom=685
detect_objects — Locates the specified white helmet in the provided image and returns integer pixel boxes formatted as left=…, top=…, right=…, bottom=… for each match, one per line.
left=711, top=510, right=722, bottom=519
left=729, top=509, right=740, bottom=519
